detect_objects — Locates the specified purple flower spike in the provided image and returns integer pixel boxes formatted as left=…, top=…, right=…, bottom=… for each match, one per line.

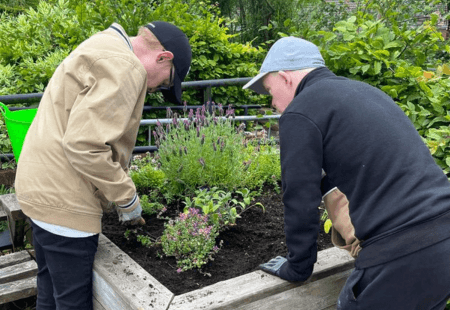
left=199, top=157, right=205, bottom=167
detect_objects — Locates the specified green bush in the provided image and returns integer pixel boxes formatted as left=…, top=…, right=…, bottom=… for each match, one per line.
left=130, top=164, right=166, bottom=194
left=0, top=0, right=40, bottom=15
left=153, top=104, right=280, bottom=199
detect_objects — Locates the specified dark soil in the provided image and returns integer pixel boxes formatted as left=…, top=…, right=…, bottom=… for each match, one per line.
left=101, top=185, right=333, bottom=295
left=0, top=169, right=16, bottom=188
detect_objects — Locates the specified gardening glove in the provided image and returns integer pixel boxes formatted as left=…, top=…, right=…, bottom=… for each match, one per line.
left=115, top=195, right=146, bottom=226
left=323, top=187, right=361, bottom=258
left=258, top=256, right=287, bottom=277
left=259, top=256, right=311, bottom=282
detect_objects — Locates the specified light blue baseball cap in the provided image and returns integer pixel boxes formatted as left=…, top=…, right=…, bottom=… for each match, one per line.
left=243, top=36, right=326, bottom=95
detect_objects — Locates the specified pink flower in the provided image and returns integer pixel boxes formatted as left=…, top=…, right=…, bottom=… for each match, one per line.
left=177, top=268, right=182, bottom=273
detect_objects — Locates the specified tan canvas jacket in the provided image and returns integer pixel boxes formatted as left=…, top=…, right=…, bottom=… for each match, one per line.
left=15, top=24, right=148, bottom=233
left=323, top=188, right=362, bottom=258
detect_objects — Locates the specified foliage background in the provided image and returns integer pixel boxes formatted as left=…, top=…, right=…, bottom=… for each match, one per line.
left=1, top=0, right=450, bottom=182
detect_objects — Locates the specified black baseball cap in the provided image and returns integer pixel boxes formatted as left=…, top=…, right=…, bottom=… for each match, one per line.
left=145, top=21, right=192, bottom=105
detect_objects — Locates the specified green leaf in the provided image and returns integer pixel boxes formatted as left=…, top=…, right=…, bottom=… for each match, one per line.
left=374, top=62, right=382, bottom=74
left=361, top=64, right=370, bottom=74
left=324, top=219, right=332, bottom=234
left=445, top=157, right=450, bottom=167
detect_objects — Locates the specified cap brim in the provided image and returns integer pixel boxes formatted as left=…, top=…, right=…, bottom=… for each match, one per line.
left=242, top=71, right=270, bottom=95
left=161, top=71, right=182, bottom=105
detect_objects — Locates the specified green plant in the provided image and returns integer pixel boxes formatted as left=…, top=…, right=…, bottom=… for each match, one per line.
left=160, top=207, right=221, bottom=273
left=182, top=186, right=265, bottom=227
left=0, top=220, right=8, bottom=233
left=0, top=184, right=14, bottom=195
left=139, top=194, right=165, bottom=217
left=242, top=144, right=281, bottom=191
left=129, top=161, right=166, bottom=193
left=153, top=103, right=281, bottom=199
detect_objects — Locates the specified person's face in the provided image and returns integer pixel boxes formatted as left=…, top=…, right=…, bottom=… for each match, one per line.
left=262, top=71, right=296, bottom=113
left=146, top=60, right=175, bottom=94
left=132, top=35, right=174, bottom=92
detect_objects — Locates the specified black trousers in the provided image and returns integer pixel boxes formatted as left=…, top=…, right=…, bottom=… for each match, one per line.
left=337, top=236, right=450, bottom=310
left=30, top=220, right=99, bottom=310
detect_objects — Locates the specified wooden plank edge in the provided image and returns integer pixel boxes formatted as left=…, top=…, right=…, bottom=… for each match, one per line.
left=235, top=269, right=353, bottom=310
left=0, top=194, right=26, bottom=221
left=0, top=250, right=31, bottom=269
left=0, top=276, right=37, bottom=305
left=93, top=294, right=107, bottom=310
left=93, top=233, right=174, bottom=310
left=0, top=260, right=37, bottom=285
left=169, top=247, right=355, bottom=310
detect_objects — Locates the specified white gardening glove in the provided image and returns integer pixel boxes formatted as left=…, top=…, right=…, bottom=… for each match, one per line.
left=115, top=195, right=145, bottom=226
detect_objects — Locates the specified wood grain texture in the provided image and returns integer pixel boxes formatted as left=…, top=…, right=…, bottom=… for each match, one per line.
left=0, top=260, right=37, bottom=284
left=0, top=276, right=37, bottom=305
left=93, top=233, right=174, bottom=310
left=0, top=250, right=31, bottom=269
left=235, top=269, right=352, bottom=310
left=169, top=247, right=354, bottom=310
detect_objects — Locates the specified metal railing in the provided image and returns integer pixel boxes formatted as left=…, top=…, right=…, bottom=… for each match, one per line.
left=0, top=77, right=280, bottom=161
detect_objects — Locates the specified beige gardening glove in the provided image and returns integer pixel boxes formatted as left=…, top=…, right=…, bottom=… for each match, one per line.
left=323, top=188, right=362, bottom=258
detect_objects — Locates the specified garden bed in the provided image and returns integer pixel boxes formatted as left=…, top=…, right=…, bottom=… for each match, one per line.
left=101, top=184, right=333, bottom=296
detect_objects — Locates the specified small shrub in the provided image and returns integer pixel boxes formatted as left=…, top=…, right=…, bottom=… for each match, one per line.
left=160, top=207, right=220, bottom=273
left=154, top=103, right=281, bottom=199
left=139, top=194, right=165, bottom=217
left=130, top=164, right=166, bottom=194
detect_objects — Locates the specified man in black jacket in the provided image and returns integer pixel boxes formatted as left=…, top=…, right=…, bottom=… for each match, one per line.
left=243, top=36, right=450, bottom=309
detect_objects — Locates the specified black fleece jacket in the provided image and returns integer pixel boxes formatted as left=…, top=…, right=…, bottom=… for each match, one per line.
left=278, top=67, right=450, bottom=281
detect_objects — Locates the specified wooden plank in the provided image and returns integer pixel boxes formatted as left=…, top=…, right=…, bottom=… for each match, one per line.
left=93, top=233, right=174, bottom=310
left=0, top=194, right=26, bottom=222
left=0, top=276, right=37, bottom=305
left=236, top=269, right=352, bottom=310
left=0, top=250, right=31, bottom=269
left=0, top=260, right=38, bottom=284
left=169, top=247, right=354, bottom=310
left=93, top=294, right=107, bottom=310
left=0, top=194, right=27, bottom=249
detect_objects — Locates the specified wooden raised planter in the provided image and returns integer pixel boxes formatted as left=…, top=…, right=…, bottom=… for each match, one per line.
left=1, top=194, right=355, bottom=310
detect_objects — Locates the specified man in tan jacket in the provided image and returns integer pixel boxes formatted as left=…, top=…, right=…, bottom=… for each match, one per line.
left=15, top=21, right=191, bottom=309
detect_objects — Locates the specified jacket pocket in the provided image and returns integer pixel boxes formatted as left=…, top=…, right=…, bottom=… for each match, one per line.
left=347, top=268, right=365, bottom=301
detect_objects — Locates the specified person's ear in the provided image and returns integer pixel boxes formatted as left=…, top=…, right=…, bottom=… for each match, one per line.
left=278, top=71, right=291, bottom=85
left=156, top=51, right=174, bottom=63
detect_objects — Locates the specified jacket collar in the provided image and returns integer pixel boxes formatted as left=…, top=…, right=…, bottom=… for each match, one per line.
left=294, top=67, right=336, bottom=97
left=108, top=23, right=133, bottom=52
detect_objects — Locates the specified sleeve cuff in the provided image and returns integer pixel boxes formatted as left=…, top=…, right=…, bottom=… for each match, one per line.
left=118, top=193, right=138, bottom=209
left=323, top=186, right=338, bottom=198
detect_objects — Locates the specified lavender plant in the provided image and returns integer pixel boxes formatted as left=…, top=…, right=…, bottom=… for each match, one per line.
left=153, top=102, right=279, bottom=199
left=160, top=207, right=221, bottom=273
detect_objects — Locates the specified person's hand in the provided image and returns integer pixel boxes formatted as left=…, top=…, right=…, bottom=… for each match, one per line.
left=116, top=202, right=145, bottom=226
left=258, top=256, right=287, bottom=277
